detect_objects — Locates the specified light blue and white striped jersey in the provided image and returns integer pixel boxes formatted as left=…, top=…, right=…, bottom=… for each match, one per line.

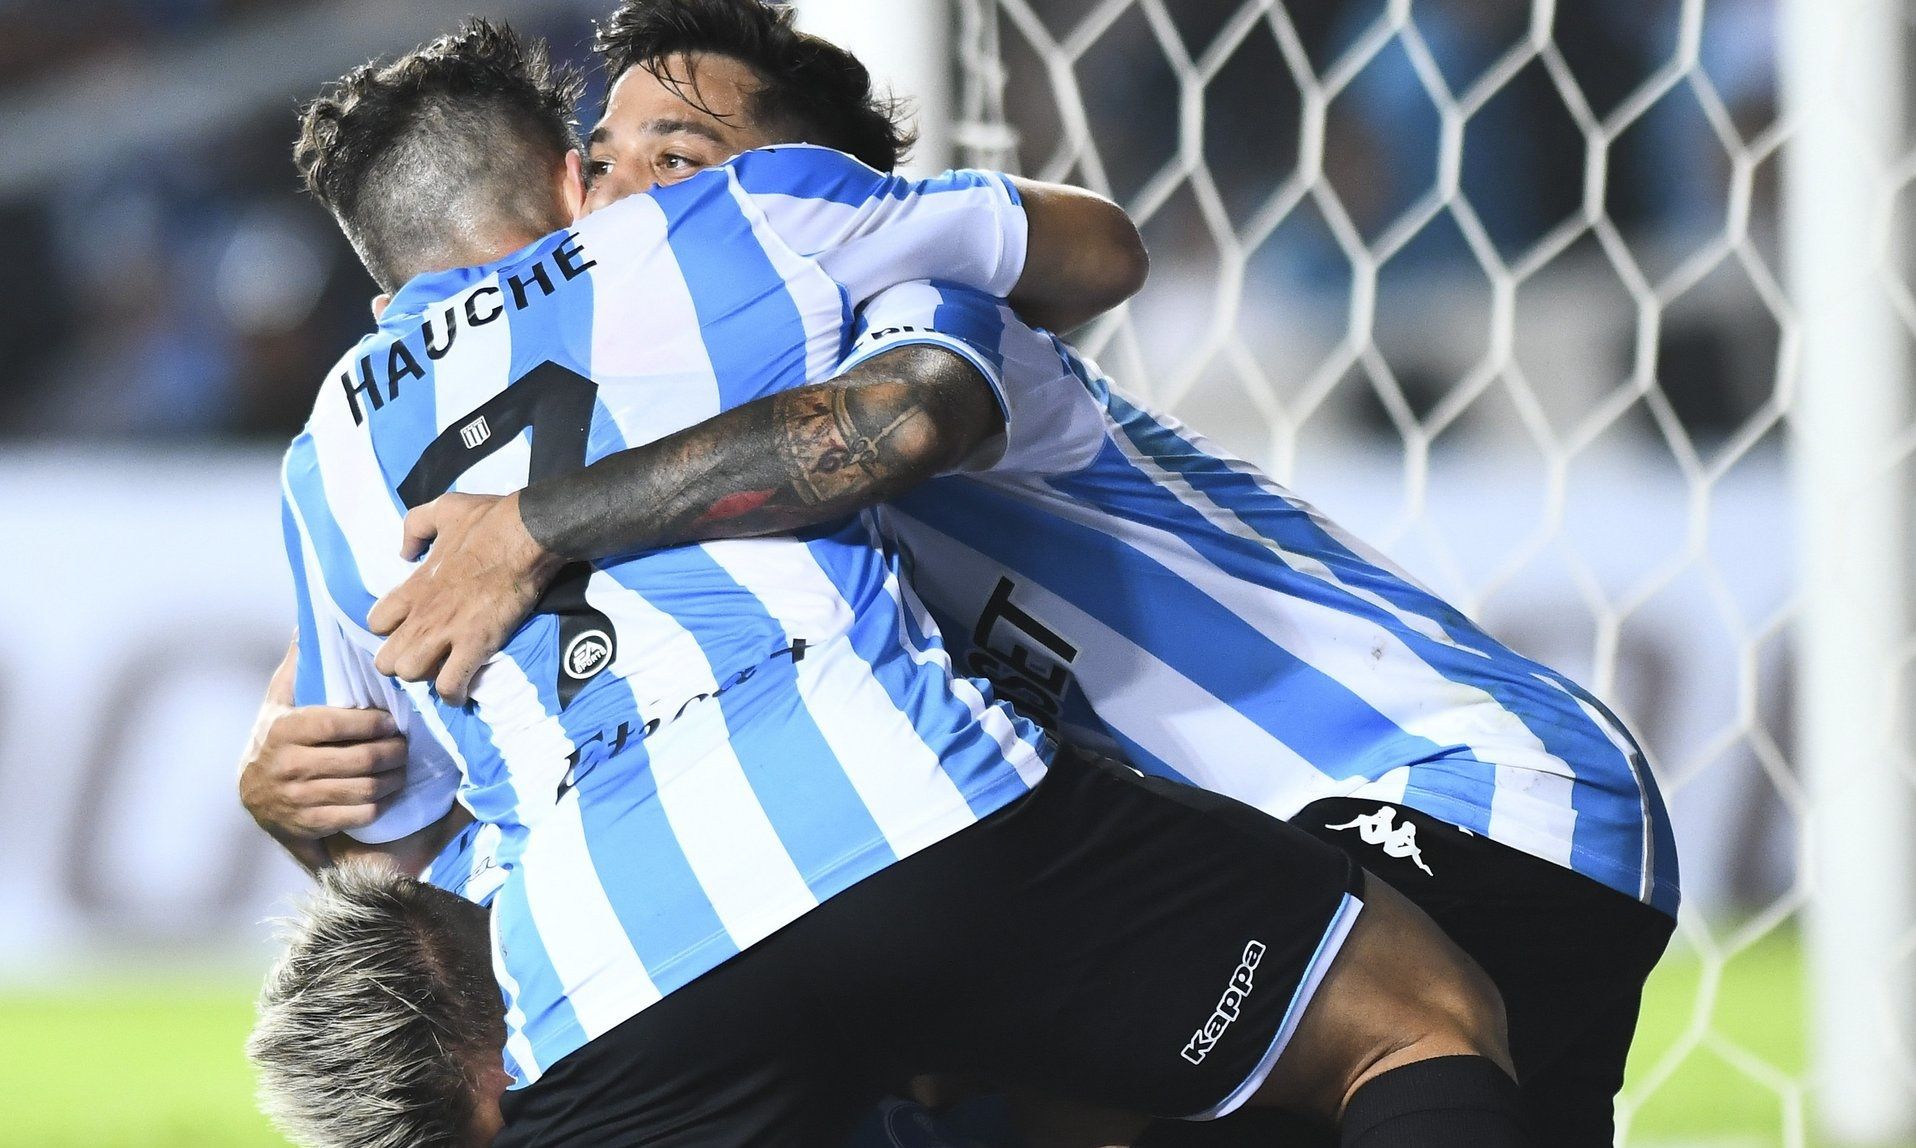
left=281, top=148, right=1051, bottom=1085
left=846, top=283, right=1679, bottom=916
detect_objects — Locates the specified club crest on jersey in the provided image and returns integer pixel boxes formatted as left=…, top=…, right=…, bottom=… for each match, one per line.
left=563, top=629, right=613, bottom=680
left=459, top=415, right=491, bottom=449
left=1326, top=806, right=1434, bottom=875
left=1181, top=940, right=1265, bottom=1065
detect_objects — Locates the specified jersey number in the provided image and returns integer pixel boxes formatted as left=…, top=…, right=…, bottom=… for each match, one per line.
left=398, top=361, right=615, bottom=708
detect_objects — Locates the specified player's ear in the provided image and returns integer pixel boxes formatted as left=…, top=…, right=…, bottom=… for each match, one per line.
left=370, top=294, right=392, bottom=321
left=562, top=149, right=588, bottom=222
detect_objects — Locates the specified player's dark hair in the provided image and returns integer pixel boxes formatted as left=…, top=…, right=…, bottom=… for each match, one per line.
left=596, top=0, right=914, bottom=171
left=295, top=18, right=584, bottom=292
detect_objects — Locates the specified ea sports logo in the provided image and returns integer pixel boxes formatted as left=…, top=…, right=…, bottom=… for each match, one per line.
left=563, top=630, right=613, bottom=680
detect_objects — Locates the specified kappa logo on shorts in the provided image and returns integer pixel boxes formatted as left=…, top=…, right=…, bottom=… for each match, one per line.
left=1326, top=806, right=1434, bottom=875
left=1181, top=940, right=1266, bottom=1065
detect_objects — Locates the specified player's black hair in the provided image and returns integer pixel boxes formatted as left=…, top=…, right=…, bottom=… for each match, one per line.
left=295, top=19, right=585, bottom=292
left=595, top=0, right=914, bottom=171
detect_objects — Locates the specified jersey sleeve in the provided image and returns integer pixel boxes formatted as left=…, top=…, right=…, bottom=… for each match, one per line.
left=281, top=482, right=462, bottom=845
left=842, top=282, right=1107, bottom=478
left=730, top=145, right=1029, bottom=308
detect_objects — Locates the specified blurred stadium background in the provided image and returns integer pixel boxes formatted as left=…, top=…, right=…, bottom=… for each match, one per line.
left=0, top=0, right=1911, bottom=1143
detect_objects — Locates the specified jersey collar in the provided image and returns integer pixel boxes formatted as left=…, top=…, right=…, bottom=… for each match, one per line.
left=380, top=232, right=564, bottom=327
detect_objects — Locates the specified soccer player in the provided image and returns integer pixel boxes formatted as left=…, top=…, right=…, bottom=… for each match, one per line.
left=252, top=19, right=1529, bottom=1148
left=341, top=4, right=1679, bottom=1145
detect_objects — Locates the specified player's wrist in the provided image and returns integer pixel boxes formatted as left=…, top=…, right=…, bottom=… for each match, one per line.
left=505, top=491, right=567, bottom=583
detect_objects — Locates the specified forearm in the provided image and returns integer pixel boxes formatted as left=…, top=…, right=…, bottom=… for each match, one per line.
left=264, top=826, right=332, bottom=877
left=321, top=805, right=473, bottom=881
left=1007, top=177, right=1149, bottom=331
left=519, top=346, right=999, bottom=563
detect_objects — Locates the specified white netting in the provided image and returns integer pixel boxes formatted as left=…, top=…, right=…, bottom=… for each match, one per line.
left=951, top=0, right=1916, bottom=1142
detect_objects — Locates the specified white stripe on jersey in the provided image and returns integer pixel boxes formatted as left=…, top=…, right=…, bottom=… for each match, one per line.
left=465, top=647, right=577, bottom=829
left=886, top=507, right=1360, bottom=813
left=875, top=528, right=1065, bottom=794
left=284, top=494, right=355, bottom=702
left=516, top=795, right=663, bottom=1040
left=287, top=149, right=1059, bottom=1081
left=579, top=568, right=820, bottom=946
left=702, top=539, right=986, bottom=856
left=1086, top=406, right=1581, bottom=869
left=845, top=283, right=1676, bottom=909
left=726, top=173, right=852, bottom=385
left=426, top=278, right=516, bottom=480
left=1092, top=407, right=1456, bottom=649
left=580, top=195, right=724, bottom=438
left=489, top=906, right=546, bottom=1080
left=642, top=700, right=822, bottom=950
left=307, top=369, right=412, bottom=644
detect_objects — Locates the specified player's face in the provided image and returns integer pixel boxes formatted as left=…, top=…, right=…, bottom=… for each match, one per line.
left=580, top=52, right=781, bottom=216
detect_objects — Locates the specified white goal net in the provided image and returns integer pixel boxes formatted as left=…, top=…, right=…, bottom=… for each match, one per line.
left=905, top=0, right=1911, bottom=1142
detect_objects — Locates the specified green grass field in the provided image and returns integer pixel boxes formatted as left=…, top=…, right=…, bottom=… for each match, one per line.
left=0, top=927, right=1876, bottom=1147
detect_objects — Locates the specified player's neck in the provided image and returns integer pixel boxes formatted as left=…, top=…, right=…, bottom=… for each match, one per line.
left=393, top=223, right=563, bottom=289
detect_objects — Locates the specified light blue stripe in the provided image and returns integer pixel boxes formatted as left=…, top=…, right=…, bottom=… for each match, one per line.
left=493, top=869, right=589, bottom=1087
left=725, top=146, right=1015, bottom=210
left=652, top=177, right=920, bottom=884
left=598, top=541, right=895, bottom=894
left=655, top=173, right=810, bottom=412
left=283, top=434, right=375, bottom=630
left=279, top=495, right=328, bottom=708
left=496, top=247, right=737, bottom=978
left=894, top=476, right=1472, bottom=790
left=1048, top=435, right=1504, bottom=826
left=804, top=530, right=1048, bottom=819
left=1095, top=387, right=1656, bottom=888
left=568, top=735, right=738, bottom=982
left=927, top=284, right=1008, bottom=373
left=724, top=145, right=887, bottom=206
left=363, top=328, right=438, bottom=512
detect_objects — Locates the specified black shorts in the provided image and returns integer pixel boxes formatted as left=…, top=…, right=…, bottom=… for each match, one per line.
left=1141, top=798, right=1676, bottom=1148
left=495, top=752, right=1363, bottom=1147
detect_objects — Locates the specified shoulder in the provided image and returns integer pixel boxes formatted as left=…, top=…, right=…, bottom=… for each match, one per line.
left=723, top=144, right=889, bottom=204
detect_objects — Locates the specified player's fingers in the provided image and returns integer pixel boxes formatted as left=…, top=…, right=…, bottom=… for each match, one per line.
left=281, top=738, right=407, bottom=783
left=399, top=502, right=441, bottom=561
left=367, top=577, right=416, bottom=636
left=383, top=629, right=451, bottom=686
left=291, top=803, right=383, bottom=836
left=295, top=771, right=406, bottom=809
left=374, top=616, right=441, bottom=679
left=274, top=705, right=398, bottom=749
left=434, top=631, right=499, bottom=706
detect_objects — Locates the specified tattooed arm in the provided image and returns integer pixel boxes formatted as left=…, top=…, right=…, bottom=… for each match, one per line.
left=523, top=345, right=998, bottom=558
left=367, top=345, right=1000, bottom=701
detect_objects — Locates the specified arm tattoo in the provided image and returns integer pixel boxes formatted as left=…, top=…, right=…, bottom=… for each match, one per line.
left=518, top=345, right=1002, bottom=563
left=776, top=383, right=934, bottom=506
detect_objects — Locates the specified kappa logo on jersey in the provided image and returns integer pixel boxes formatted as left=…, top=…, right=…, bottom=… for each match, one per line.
left=1181, top=940, right=1266, bottom=1065
left=563, top=629, right=613, bottom=680
left=1327, top=806, right=1434, bottom=875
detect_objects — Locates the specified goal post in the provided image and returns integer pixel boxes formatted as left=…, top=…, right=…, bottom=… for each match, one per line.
left=1782, top=0, right=1916, bottom=1141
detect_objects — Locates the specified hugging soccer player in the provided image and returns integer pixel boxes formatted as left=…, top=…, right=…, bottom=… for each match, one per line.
left=246, top=12, right=1532, bottom=1148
